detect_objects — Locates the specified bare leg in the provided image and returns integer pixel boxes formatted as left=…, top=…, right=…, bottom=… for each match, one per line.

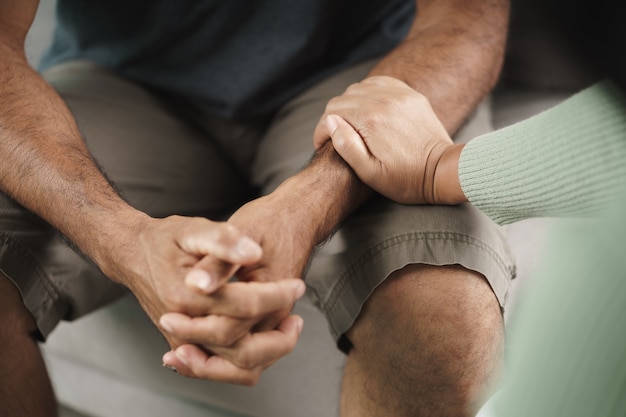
left=0, top=272, right=58, bottom=417
left=340, top=264, right=504, bottom=417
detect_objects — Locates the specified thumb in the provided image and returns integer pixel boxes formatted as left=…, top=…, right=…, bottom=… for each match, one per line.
left=326, top=115, right=375, bottom=181
left=313, top=114, right=332, bottom=150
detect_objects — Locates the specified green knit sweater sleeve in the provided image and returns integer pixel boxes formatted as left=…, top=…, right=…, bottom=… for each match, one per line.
left=458, top=81, right=626, bottom=225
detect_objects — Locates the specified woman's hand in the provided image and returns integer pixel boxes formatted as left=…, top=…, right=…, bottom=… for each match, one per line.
left=314, top=76, right=466, bottom=205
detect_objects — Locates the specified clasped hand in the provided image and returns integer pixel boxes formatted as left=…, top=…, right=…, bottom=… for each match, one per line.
left=114, top=212, right=308, bottom=386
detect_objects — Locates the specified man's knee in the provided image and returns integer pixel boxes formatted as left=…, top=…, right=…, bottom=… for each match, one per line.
left=345, top=264, right=504, bottom=416
left=348, top=263, right=503, bottom=352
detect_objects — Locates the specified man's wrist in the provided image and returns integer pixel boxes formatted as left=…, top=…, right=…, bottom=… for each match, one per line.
left=433, top=144, right=467, bottom=205
left=85, top=207, right=152, bottom=285
left=270, top=142, right=370, bottom=244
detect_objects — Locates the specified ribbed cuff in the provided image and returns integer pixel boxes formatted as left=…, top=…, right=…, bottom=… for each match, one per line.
left=459, top=81, right=626, bottom=224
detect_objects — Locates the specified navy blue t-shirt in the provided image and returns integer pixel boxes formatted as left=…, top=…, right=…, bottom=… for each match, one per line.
left=42, top=0, right=414, bottom=120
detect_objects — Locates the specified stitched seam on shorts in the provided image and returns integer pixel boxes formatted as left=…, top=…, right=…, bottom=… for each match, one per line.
left=324, top=230, right=513, bottom=315
left=0, top=231, right=63, bottom=319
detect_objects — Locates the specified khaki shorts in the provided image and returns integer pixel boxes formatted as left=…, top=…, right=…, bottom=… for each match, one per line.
left=0, top=59, right=515, bottom=345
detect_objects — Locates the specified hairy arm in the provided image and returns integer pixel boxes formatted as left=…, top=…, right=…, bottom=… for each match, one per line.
left=0, top=0, right=145, bottom=273
left=369, top=0, right=509, bottom=133
left=269, top=140, right=372, bottom=248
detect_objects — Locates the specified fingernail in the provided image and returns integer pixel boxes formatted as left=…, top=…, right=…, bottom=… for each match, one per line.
left=186, top=269, right=214, bottom=291
left=175, top=349, right=189, bottom=367
left=163, top=363, right=178, bottom=373
left=159, top=316, right=174, bottom=333
left=295, top=316, right=304, bottom=334
left=162, top=351, right=178, bottom=373
left=236, top=236, right=262, bottom=258
left=326, top=115, right=339, bottom=134
left=292, top=280, right=306, bottom=299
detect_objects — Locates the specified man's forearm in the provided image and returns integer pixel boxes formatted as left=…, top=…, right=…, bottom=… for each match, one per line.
left=0, top=42, right=146, bottom=277
left=268, top=141, right=371, bottom=246
left=369, top=0, right=509, bottom=134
